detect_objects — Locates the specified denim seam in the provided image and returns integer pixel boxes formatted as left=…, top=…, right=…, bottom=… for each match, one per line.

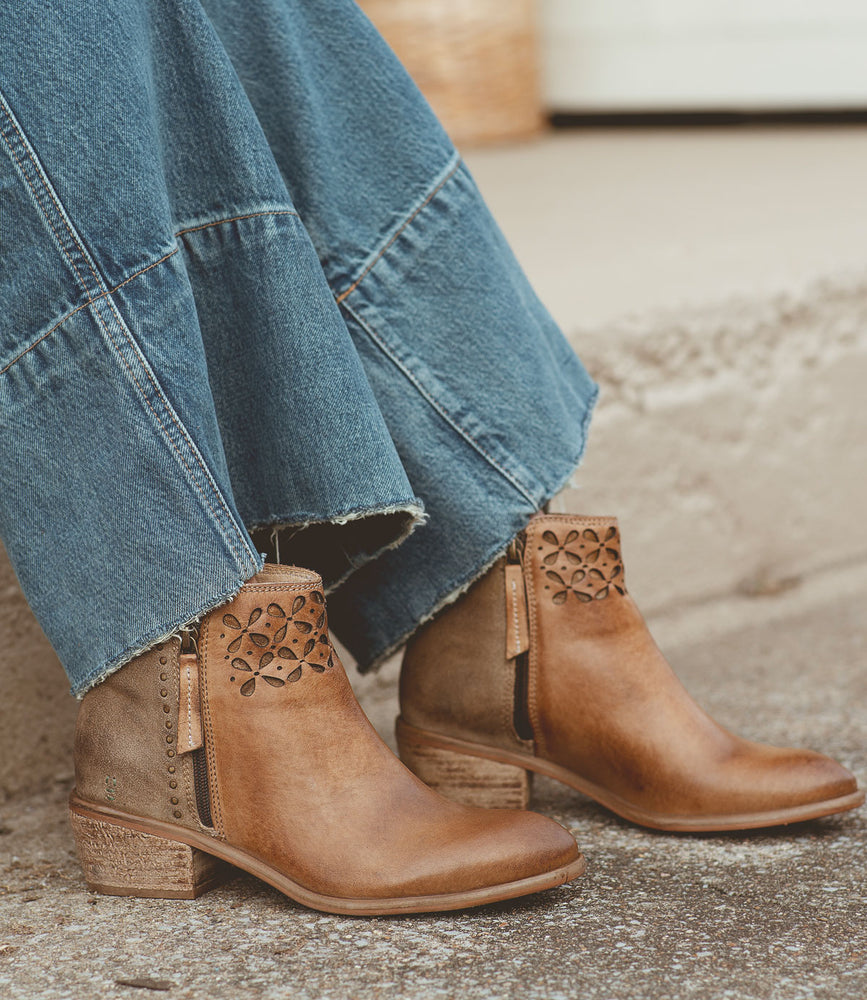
left=2, top=210, right=301, bottom=376
left=334, top=152, right=462, bottom=304
left=0, top=248, right=180, bottom=375
left=340, top=299, right=538, bottom=506
left=175, top=208, right=298, bottom=237
left=0, top=96, right=259, bottom=569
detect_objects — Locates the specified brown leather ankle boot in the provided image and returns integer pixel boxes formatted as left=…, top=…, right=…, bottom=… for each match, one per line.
left=70, top=563, right=584, bottom=914
left=397, top=513, right=863, bottom=832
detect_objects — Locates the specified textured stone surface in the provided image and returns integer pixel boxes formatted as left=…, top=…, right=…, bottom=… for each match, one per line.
left=1, top=562, right=865, bottom=1000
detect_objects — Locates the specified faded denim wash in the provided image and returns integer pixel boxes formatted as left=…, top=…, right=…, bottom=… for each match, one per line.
left=0, top=0, right=597, bottom=695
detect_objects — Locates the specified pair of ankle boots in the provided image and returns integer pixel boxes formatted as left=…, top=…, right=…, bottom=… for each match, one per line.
left=70, top=515, right=862, bottom=914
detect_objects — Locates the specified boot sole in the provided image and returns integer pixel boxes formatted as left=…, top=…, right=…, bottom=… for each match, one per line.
left=396, top=718, right=865, bottom=832
left=68, top=794, right=586, bottom=915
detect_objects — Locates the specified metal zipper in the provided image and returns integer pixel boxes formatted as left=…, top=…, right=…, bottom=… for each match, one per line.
left=179, top=622, right=214, bottom=827
left=507, top=533, right=534, bottom=742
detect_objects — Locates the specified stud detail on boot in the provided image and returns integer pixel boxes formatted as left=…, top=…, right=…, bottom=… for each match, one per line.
left=398, top=514, right=864, bottom=832
left=70, top=564, right=584, bottom=914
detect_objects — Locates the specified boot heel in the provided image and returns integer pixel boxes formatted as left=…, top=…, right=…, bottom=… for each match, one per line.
left=69, top=810, right=229, bottom=899
left=398, top=734, right=532, bottom=809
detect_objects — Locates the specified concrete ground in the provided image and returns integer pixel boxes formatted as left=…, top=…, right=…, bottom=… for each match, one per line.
left=2, top=126, right=867, bottom=998
left=2, top=559, right=865, bottom=1000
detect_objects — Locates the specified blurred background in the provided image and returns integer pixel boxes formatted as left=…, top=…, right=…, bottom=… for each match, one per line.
left=3, top=0, right=867, bottom=803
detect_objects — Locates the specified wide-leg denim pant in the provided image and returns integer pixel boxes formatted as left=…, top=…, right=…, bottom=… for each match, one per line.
left=0, top=0, right=597, bottom=696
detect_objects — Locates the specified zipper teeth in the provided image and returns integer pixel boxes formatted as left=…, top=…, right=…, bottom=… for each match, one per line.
left=192, top=747, right=213, bottom=828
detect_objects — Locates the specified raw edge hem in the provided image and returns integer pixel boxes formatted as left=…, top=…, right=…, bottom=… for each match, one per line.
left=71, top=561, right=263, bottom=699
left=249, top=498, right=428, bottom=595
left=356, top=381, right=600, bottom=674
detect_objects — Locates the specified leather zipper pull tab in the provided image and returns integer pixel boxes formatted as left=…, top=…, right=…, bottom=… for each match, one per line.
left=504, top=563, right=530, bottom=659
left=177, top=650, right=204, bottom=754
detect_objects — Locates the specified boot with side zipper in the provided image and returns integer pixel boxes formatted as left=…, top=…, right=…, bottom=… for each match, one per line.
left=69, top=563, right=585, bottom=915
left=397, top=513, right=863, bottom=832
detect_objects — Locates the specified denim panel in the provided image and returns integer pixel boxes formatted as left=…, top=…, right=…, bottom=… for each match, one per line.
left=0, top=0, right=598, bottom=693
left=0, top=304, right=261, bottom=696
left=326, top=163, right=598, bottom=667
left=199, top=0, right=456, bottom=289
left=0, top=97, right=86, bottom=368
left=3, top=1, right=291, bottom=286
left=173, top=211, right=419, bottom=530
left=337, top=161, right=597, bottom=505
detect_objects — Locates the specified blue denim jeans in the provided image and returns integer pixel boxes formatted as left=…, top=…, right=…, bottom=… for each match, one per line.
left=0, top=0, right=597, bottom=696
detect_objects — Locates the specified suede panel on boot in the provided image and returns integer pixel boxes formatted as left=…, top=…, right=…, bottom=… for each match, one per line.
left=400, top=558, right=531, bottom=754
left=73, top=638, right=203, bottom=833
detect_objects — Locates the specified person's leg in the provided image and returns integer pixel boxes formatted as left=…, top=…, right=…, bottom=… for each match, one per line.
left=199, top=0, right=598, bottom=666
left=198, top=0, right=861, bottom=831
left=0, top=0, right=583, bottom=912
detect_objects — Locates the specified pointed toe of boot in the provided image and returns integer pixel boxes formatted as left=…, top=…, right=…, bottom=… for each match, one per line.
left=408, top=805, right=584, bottom=899
left=758, top=746, right=863, bottom=820
left=482, top=808, right=583, bottom=882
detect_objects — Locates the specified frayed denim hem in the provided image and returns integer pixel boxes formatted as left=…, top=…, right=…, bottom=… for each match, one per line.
left=71, top=565, right=263, bottom=699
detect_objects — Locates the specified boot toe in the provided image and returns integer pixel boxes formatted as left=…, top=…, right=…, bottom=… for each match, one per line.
left=784, top=749, right=860, bottom=806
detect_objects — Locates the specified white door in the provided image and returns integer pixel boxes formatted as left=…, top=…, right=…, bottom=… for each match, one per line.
left=540, top=0, right=867, bottom=111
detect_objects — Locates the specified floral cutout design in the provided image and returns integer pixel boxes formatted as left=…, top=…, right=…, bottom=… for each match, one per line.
left=539, top=526, right=626, bottom=604
left=222, top=591, right=335, bottom=696
left=222, top=608, right=269, bottom=652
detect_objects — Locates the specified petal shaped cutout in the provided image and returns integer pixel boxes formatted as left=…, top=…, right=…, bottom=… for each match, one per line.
left=295, top=621, right=313, bottom=634
left=584, top=548, right=600, bottom=563
left=292, top=595, right=306, bottom=614
left=232, top=658, right=252, bottom=672
left=227, top=636, right=242, bottom=653
left=582, top=529, right=599, bottom=542
left=250, top=633, right=269, bottom=647
left=263, top=675, right=285, bottom=687
left=259, top=651, right=274, bottom=668
left=565, top=530, right=579, bottom=543
left=240, top=678, right=256, bottom=696
left=287, top=667, right=303, bottom=683
left=576, top=591, right=592, bottom=603
left=267, top=603, right=285, bottom=618
left=277, top=647, right=297, bottom=659
left=273, top=624, right=287, bottom=644
left=247, top=608, right=262, bottom=626
left=222, top=614, right=241, bottom=629
left=553, top=590, right=568, bottom=604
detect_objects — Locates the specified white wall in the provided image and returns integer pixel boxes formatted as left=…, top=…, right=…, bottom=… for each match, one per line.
left=540, top=0, right=867, bottom=110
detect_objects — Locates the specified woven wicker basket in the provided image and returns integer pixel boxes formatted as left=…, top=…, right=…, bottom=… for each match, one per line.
left=359, top=0, right=543, bottom=145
